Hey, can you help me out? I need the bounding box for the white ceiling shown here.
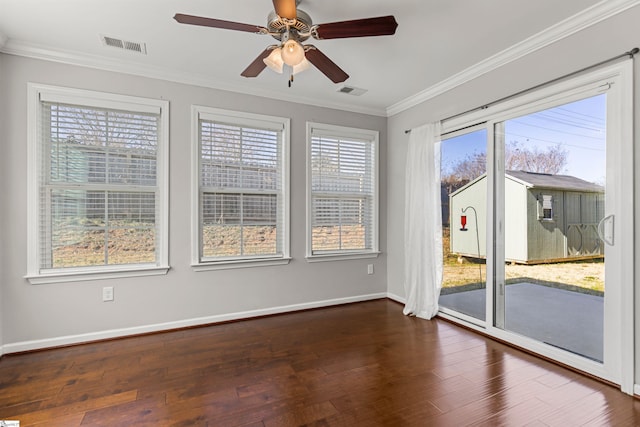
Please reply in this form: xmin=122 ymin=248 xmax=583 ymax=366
xmin=0 ymin=0 xmax=628 ymax=116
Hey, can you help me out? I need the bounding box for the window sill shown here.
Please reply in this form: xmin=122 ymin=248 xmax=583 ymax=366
xmin=25 ymin=265 xmax=171 ymax=284
xmin=306 ymin=251 xmax=380 ymax=263
xmin=192 ymin=257 xmax=292 ymax=271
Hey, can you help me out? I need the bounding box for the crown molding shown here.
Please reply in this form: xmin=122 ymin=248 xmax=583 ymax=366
xmin=386 ymin=0 xmax=640 ymax=117
xmin=0 ymin=39 xmax=387 ymax=117
xmin=2 ymin=0 xmax=637 ymax=118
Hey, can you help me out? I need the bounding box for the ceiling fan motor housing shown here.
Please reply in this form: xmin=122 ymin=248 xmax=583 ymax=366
xmin=267 ymin=9 xmax=312 ymax=42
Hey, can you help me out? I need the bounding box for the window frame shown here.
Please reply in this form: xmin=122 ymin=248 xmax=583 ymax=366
xmin=437 ymin=60 xmax=634 ymax=393
xmin=306 ymin=122 xmax=380 ymax=262
xmin=191 ymin=106 xmax=291 ymax=271
xmin=538 ymin=194 xmax=554 ymax=221
xmin=25 ymin=83 xmax=170 ymax=284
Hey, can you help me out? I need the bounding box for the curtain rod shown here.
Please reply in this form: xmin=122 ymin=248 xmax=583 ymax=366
xmin=405 ymin=47 xmax=639 ymax=134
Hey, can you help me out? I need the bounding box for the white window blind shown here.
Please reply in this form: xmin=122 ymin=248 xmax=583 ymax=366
xmin=309 ymin=125 xmax=378 ymax=255
xmin=39 ymin=101 xmax=161 ymax=269
xmin=198 ymin=115 xmax=287 ymax=262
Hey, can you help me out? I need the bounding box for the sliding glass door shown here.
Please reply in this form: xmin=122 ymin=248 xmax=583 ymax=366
xmin=438 ymin=61 xmax=633 ymax=390
xmin=439 ymin=127 xmax=487 ymax=324
xmin=495 ymin=94 xmax=607 ymax=363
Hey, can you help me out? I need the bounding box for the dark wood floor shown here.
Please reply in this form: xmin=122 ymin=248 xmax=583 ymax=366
xmin=1 ymin=299 xmax=639 ymax=426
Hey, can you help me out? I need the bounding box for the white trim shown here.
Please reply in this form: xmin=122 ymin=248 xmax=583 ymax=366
xmin=37 ymin=85 xmax=162 ymax=114
xmin=634 ymin=384 xmax=640 ymax=396
xmin=308 ymin=123 xmax=378 ymax=141
xmin=443 ymin=64 xmax=623 ymax=134
xmin=191 ymin=105 xmax=291 ymax=266
xmin=306 ymin=122 xmax=380 ymax=258
xmin=386 ymin=0 xmax=640 ymax=116
xmin=197 ymin=108 xmax=286 ymax=131
xmin=439 ymin=306 xmax=486 ymax=328
xmin=1 ymin=39 xmax=386 ymax=117
xmin=26 ymin=83 xmax=170 ymax=281
xmin=610 ymin=59 xmax=635 ymax=394
xmin=306 ymin=252 xmax=380 ymax=263
xmin=192 ymin=257 xmax=291 ymax=271
xmin=190 ymin=105 xmax=201 ymax=267
xmin=386 ymin=292 xmax=406 ymax=304
xmin=25 ymin=266 xmax=170 ymax=285
xmin=1 ymin=293 xmax=387 ymax=354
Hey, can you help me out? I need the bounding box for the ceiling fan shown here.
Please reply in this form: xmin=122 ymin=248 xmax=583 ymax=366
xmin=174 ymin=0 xmax=398 ymax=84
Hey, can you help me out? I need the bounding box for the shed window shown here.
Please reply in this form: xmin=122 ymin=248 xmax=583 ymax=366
xmin=539 ymin=194 xmax=553 ymax=220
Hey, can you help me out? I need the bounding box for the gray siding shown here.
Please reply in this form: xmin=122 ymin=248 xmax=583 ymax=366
xmin=526 ymin=189 xmax=566 ymax=262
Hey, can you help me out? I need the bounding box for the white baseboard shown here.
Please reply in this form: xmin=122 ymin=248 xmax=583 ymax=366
xmin=386 ymin=292 xmax=406 ymax=304
xmin=2 ymin=292 xmax=387 ymax=354
xmin=634 ymin=384 xmax=640 ymax=396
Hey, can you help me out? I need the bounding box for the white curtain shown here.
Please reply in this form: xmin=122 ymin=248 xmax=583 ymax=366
xmin=403 ymin=122 xmax=443 ymax=319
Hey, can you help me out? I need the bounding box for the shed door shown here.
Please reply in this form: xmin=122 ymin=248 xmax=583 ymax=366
xmin=565 ymin=192 xmax=605 ymax=257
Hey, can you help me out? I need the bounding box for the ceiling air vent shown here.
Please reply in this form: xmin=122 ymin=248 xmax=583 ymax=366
xmin=337 ymin=85 xmax=367 ymax=96
xmin=100 ymin=35 xmax=147 ymax=54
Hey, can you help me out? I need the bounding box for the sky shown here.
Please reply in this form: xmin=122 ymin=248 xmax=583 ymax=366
xmin=441 ymin=93 xmax=607 ymax=185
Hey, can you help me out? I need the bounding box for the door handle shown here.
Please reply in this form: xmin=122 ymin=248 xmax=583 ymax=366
xmin=597 ymin=214 xmax=615 ymax=246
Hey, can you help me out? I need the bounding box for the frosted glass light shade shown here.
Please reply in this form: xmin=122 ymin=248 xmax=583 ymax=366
xmin=281 ymin=40 xmax=305 ymax=66
xmin=263 ymin=48 xmax=284 ymax=73
xmin=292 ymin=57 xmax=311 ymax=75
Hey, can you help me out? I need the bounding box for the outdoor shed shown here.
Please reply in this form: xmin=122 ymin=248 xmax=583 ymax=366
xmin=449 ymin=170 xmax=605 ymax=264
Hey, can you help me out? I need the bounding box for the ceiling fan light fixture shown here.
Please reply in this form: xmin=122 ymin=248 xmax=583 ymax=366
xmin=173 ymin=6 xmax=398 ymax=83
xmin=281 ymin=39 xmax=305 ymax=66
xmin=292 ymin=57 xmax=311 ymax=75
xmin=263 ymin=47 xmax=284 ymax=73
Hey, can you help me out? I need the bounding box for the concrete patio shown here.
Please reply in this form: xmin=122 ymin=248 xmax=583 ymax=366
xmin=439 ymin=282 xmax=604 ymax=361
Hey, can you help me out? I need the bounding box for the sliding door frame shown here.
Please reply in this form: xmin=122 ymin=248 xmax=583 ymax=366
xmin=437 ymin=60 xmax=634 ymax=394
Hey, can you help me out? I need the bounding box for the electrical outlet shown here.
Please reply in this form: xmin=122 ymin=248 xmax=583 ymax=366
xmin=102 ymin=286 xmax=114 ymax=302
xmin=367 ymin=264 xmax=374 ymax=275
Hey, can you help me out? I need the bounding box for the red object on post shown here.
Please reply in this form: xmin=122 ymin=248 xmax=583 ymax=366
xmin=460 ymin=215 xmax=467 ymax=231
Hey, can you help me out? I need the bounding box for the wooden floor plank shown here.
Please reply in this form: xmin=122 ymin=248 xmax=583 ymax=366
xmin=0 ymin=299 xmax=638 ymax=426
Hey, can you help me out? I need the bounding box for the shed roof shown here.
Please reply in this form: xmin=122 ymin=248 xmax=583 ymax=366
xmin=507 ymin=170 xmax=603 ymax=192
xmin=449 ymin=170 xmax=604 ymax=198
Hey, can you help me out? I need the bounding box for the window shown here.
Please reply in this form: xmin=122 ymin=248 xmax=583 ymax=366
xmin=539 ymin=194 xmax=554 ymax=220
xmin=307 ymin=123 xmax=379 ymax=260
xmin=26 ymin=84 xmax=169 ymax=284
xmin=192 ymin=106 xmax=290 ymax=269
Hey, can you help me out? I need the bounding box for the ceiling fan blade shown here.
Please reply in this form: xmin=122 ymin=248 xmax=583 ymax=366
xmin=174 ymin=13 xmax=267 ymax=34
xmin=305 ymin=47 xmax=349 ymax=83
xmin=313 ymin=16 xmax=398 ymax=39
xmin=241 ymin=48 xmax=273 ymax=78
xmin=272 ymin=0 xmax=297 ymax=20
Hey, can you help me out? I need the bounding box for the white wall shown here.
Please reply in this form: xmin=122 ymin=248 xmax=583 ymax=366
xmin=386 ymin=6 xmax=640 ymax=378
xmin=0 ymin=54 xmax=387 ymax=351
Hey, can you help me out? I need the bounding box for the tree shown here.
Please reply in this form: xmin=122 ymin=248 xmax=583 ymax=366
xmin=443 ymin=141 xmax=568 ymax=185
xmin=442 ymin=151 xmax=486 ymax=184
xmin=505 ymin=141 xmax=567 ymax=174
